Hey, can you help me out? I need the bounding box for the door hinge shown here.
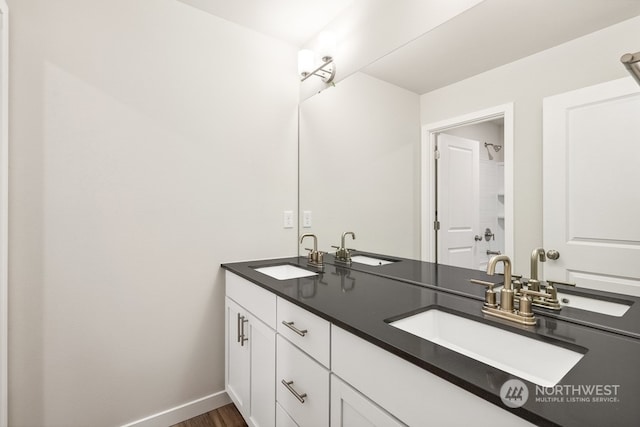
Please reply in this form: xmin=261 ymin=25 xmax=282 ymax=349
xmin=434 ymin=150 xmax=440 ymax=160
xmin=433 ymin=220 xmax=440 ymax=231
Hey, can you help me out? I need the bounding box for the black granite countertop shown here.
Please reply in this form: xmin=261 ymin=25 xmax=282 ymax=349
xmin=333 ymin=251 xmax=640 ymax=340
xmin=223 ymin=256 xmax=640 ymax=426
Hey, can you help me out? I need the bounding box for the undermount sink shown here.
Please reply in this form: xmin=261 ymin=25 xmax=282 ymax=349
xmin=493 ymin=286 xmax=632 ymax=317
xmin=388 ymin=309 xmax=584 ymax=387
xmin=253 ymin=264 xmax=318 ymax=280
xmin=351 ymin=255 xmax=395 ymax=266
xmin=556 ymin=291 xmax=631 ymax=317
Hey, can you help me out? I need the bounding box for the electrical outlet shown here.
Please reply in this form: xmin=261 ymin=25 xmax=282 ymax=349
xmin=303 ymin=211 xmax=312 ymax=228
xmin=283 ymin=211 xmax=294 ymax=229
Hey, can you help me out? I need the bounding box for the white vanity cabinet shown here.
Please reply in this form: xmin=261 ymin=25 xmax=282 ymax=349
xmin=225 ymin=272 xmax=277 ymax=427
xmin=332 ymin=327 xmax=534 ymax=427
xmin=225 ymin=271 xmax=533 ymax=427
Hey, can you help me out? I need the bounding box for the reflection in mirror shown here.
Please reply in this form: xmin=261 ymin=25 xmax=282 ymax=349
xmin=436 ymin=120 xmax=504 ymax=272
xmin=299 ymin=72 xmax=420 ymax=258
xmin=299 ymin=3 xmax=640 ymax=296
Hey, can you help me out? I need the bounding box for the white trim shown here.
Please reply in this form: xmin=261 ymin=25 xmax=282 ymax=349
xmin=0 ymin=2 xmax=9 ymax=426
xmin=120 ymin=391 xmax=232 ymax=427
xmin=421 ymin=103 xmax=514 ymax=266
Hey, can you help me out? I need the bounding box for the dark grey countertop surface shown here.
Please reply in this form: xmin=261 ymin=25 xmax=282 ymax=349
xmin=335 ymin=251 xmax=640 ymax=340
xmin=222 ymin=255 xmax=640 ymax=427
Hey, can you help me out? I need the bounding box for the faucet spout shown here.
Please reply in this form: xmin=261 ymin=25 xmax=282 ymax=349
xmin=530 ymin=248 xmax=546 ymax=281
xmin=486 ymin=254 xmax=512 ymax=290
xmin=300 ymin=233 xmax=317 ymax=252
xmin=487 ymin=254 xmax=514 ymax=312
xmin=341 ymin=231 xmax=355 ymax=248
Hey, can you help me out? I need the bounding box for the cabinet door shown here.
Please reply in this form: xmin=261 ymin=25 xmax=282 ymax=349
xmin=248 ymin=313 xmax=276 ymax=427
xmin=226 ymin=298 xmax=250 ymax=414
xmin=331 ymin=375 xmax=406 ymax=427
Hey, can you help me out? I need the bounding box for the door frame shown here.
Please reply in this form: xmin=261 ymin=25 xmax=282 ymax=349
xmin=0 ymin=2 xmax=8 ymax=425
xmin=421 ymin=103 xmax=514 ymax=265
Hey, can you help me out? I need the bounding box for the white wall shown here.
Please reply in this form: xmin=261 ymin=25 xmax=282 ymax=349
xmin=299 ymin=72 xmax=420 ymax=257
xmin=8 ymin=1 xmax=298 ymax=426
xmin=420 ymin=15 xmax=640 ymax=273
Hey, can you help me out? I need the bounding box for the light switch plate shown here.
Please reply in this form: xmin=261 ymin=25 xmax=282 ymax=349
xmin=283 ymin=211 xmax=294 ymax=228
xmin=303 ymin=211 xmax=312 ymax=228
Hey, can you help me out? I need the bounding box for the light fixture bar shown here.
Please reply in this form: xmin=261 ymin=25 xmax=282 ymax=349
xmin=621 ymin=51 xmax=640 ymax=86
xmin=300 ymin=57 xmax=336 ymax=83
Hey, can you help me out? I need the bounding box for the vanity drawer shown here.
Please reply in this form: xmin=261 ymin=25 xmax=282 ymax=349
xmin=226 ymin=271 xmax=276 ymax=328
xmin=277 ymin=335 xmax=329 ymax=427
xmin=277 ymin=297 xmax=330 ymax=367
xmin=276 ymin=402 xmax=299 ymax=427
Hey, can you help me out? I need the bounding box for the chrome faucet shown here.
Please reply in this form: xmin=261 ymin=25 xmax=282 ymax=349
xmin=470 ymin=254 xmax=545 ymax=326
xmin=300 ymin=233 xmax=324 ymax=267
xmin=529 ymin=248 xmax=546 ymax=291
xmin=332 ymin=231 xmax=356 ymax=264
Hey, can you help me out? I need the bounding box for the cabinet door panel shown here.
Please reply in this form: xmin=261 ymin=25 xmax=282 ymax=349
xmin=331 ymin=375 xmax=406 ymax=427
xmin=226 ymin=298 xmax=250 ymax=413
xmin=248 ymin=314 xmax=276 ymax=427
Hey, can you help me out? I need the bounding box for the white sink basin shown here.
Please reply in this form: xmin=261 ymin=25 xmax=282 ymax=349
xmin=253 ymin=264 xmax=318 ymax=280
xmin=389 ymin=309 xmax=584 ymax=387
xmin=557 ymin=291 xmax=631 ymax=317
xmin=351 ymin=255 xmax=395 ymax=266
xmin=493 ymin=286 xmax=632 ymax=317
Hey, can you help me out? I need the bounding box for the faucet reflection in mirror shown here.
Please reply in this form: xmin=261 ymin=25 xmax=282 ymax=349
xmin=298 ymin=31 xmax=336 ymax=83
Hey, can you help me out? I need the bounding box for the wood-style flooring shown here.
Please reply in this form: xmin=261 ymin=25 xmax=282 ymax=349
xmin=170 ymin=403 xmax=247 ymax=427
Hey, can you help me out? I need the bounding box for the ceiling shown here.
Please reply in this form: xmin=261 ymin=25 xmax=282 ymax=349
xmin=178 ymin=0 xmax=640 ymax=94
xmin=363 ymin=0 xmax=640 ymax=94
xmin=176 ymin=0 xmax=355 ymax=46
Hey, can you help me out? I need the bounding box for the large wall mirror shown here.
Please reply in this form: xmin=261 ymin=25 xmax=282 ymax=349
xmin=298 ymin=1 xmax=640 ymax=293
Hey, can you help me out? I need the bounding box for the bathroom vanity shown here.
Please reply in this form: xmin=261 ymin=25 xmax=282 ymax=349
xmin=222 ymin=256 xmax=640 ymax=427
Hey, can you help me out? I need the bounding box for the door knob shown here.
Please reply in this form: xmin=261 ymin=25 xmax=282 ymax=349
xmin=546 ymin=249 xmax=560 ymax=260
xmin=474 ymin=235 xmax=482 ymax=241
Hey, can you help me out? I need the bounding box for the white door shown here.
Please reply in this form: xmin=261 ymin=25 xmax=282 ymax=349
xmin=543 ymin=77 xmax=640 ymax=296
xmin=437 ymin=133 xmax=480 ymax=269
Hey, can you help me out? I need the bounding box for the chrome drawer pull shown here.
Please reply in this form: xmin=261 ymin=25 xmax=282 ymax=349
xmin=281 ymin=321 xmax=308 ymax=337
xmin=236 ymin=313 xmax=242 ymax=343
xmin=240 ymin=316 xmax=248 ymax=346
xmin=281 ymin=380 xmax=307 ymax=403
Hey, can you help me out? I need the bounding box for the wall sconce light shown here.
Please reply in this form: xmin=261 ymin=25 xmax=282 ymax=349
xmin=621 ymin=51 xmax=640 ymax=86
xmin=298 ymin=31 xmax=336 ymax=83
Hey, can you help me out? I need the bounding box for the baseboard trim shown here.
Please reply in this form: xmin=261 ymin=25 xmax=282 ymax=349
xmin=121 ymin=390 xmax=231 ymax=427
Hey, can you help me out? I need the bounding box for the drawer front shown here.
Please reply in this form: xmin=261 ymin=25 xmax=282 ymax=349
xmin=276 ymin=402 xmax=299 ymax=427
xmin=226 ymin=271 xmax=277 ymax=328
xmin=277 ymin=335 xmax=329 ymax=427
xmin=277 ymin=297 xmax=330 ymax=367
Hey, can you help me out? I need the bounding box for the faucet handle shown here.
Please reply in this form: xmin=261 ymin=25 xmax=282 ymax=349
xmin=544 ymin=280 xmax=576 ymax=300
xmin=520 ymin=289 xmax=551 ymax=299
xmin=546 ymin=280 xmax=576 ymax=287
xmin=469 ymin=279 xmax=498 ymax=308
xmin=469 ymin=279 xmax=496 ymax=289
